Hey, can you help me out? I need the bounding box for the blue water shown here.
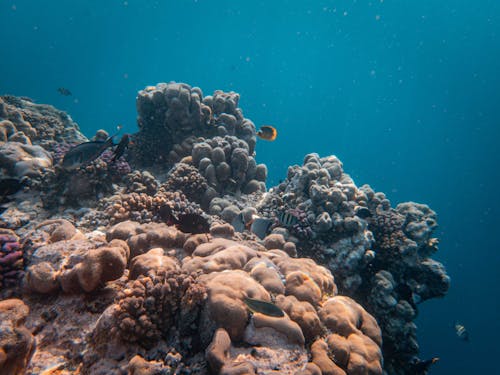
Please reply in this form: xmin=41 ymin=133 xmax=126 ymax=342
xmin=1 ymin=1 xmax=499 ymax=373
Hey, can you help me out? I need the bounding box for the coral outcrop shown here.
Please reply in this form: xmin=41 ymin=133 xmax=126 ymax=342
xmin=0 ymin=88 xmax=449 ymax=375
xmin=24 ymin=222 xmax=129 ymax=294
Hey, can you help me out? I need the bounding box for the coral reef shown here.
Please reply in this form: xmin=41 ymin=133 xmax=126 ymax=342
xmin=0 ymin=89 xmax=449 ymax=375
xmin=131 ymin=82 xmax=264 ymax=208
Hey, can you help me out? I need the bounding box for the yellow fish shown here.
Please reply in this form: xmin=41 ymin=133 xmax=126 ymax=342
xmin=257 ymin=125 xmax=277 ymax=141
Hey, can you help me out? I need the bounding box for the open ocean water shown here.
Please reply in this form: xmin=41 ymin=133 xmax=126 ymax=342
xmin=1 ymin=1 xmax=499 ymax=373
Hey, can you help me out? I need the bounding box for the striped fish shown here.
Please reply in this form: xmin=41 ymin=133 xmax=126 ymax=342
xmin=277 ymin=211 xmax=298 ymax=227
xmin=455 ymin=322 xmax=469 ymax=342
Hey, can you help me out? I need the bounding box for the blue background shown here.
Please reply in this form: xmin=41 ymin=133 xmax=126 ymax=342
xmin=1 ymin=1 xmax=499 ymax=373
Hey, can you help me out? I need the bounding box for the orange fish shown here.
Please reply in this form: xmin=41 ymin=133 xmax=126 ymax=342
xmin=257 ymin=125 xmax=277 ymax=141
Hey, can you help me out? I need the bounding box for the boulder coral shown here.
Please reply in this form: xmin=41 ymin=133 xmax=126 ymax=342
xmin=25 ymin=237 xmax=129 ymax=294
xmin=0 ymin=299 xmax=36 ymax=375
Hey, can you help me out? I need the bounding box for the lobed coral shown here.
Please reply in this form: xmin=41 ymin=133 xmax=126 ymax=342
xmin=24 ymin=233 xmax=129 ymax=294
xmin=0 ymin=299 xmax=36 ymax=375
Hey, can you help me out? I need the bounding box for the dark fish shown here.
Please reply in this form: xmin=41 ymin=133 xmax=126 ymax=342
xmin=277 ymin=211 xmax=298 ymax=227
xmin=257 ymin=125 xmax=277 ymax=141
xmin=231 ymin=213 xmax=246 ymax=233
xmin=411 ymin=357 xmax=439 ymax=374
xmin=250 ymin=217 xmax=273 ymax=239
xmin=244 ymin=297 xmax=284 ymax=318
xmin=111 ymin=134 xmax=130 ymax=162
xmin=159 ymin=205 xmax=210 ymax=234
xmin=354 ymin=206 xmax=372 ymax=219
xmin=176 ymin=213 xmax=210 ymax=234
xmin=455 ymin=322 xmax=469 ymax=342
xmin=62 ymin=126 xmax=122 ymax=170
xmin=57 ymin=87 xmax=72 ymax=96
xmin=61 ymin=139 xmax=114 ymax=170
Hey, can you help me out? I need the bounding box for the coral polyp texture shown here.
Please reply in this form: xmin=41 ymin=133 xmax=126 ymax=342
xmin=0 ymin=85 xmax=449 ymax=375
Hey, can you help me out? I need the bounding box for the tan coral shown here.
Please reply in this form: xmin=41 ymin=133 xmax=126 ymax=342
xmin=200 ymin=270 xmax=269 ymax=341
xmin=311 ymin=339 xmax=346 ymax=375
xmin=316 ymin=296 xmax=383 ymax=375
xmin=35 ymin=219 xmax=85 ymax=243
xmin=107 ymin=221 xmax=188 ymax=258
xmin=183 ymin=238 xmax=257 ymax=274
xmin=25 ymin=239 xmax=129 ymax=294
xmin=276 ymin=295 xmax=323 ymax=343
xmin=129 ymin=248 xmax=180 ymax=279
xmin=59 ymin=239 xmax=129 ymax=293
xmin=0 ymin=299 xmax=35 ymax=375
xmin=128 ymin=355 xmax=168 ymax=375
xmin=251 ymin=312 xmax=305 ymax=346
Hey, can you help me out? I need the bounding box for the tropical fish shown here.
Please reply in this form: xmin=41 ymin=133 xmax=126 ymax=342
xmin=57 ymin=87 xmax=72 ymax=96
xmin=257 ymin=125 xmax=277 ymax=141
xmin=243 ymin=297 xmax=284 ymax=318
xmin=455 ymin=322 xmax=469 ymax=342
xmin=354 ymin=206 xmax=372 ymax=219
xmin=250 ymin=217 xmax=273 ymax=239
xmin=111 ymin=134 xmax=131 ymax=162
xmin=62 ymin=138 xmax=114 ymax=170
xmin=62 ymin=127 xmax=122 ymax=170
xmin=176 ymin=213 xmax=210 ymax=234
xmin=158 ymin=205 xmax=210 ymax=234
xmin=277 ymin=211 xmax=298 ymax=227
xmin=411 ymin=357 xmax=439 ymax=374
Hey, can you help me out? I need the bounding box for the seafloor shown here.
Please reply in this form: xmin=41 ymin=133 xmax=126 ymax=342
xmin=0 ymin=82 xmax=449 ymax=375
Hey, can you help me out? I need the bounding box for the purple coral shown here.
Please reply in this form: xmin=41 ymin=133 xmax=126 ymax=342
xmin=0 ymin=233 xmax=24 ymax=289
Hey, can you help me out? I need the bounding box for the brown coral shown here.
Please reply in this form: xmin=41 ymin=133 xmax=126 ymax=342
xmin=315 ymin=296 xmax=383 ymax=374
xmin=25 ymin=239 xmax=129 ymax=294
xmin=0 ymin=299 xmax=35 ymax=375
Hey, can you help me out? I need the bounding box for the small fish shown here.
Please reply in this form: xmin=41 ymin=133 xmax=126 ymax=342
xmin=62 ymin=126 xmax=121 ymax=170
xmin=411 ymin=357 xmax=439 ymax=374
xmin=250 ymin=217 xmax=273 ymax=239
xmin=354 ymin=206 xmax=372 ymax=219
xmin=62 ymin=139 xmax=114 ymax=170
xmin=277 ymin=211 xmax=298 ymax=227
xmin=111 ymin=134 xmax=131 ymax=162
xmin=243 ymin=297 xmax=284 ymax=318
xmin=455 ymin=322 xmax=469 ymax=342
xmin=257 ymin=125 xmax=277 ymax=141
xmin=158 ymin=205 xmax=210 ymax=234
xmin=176 ymin=213 xmax=210 ymax=234
xmin=57 ymin=87 xmax=72 ymax=96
